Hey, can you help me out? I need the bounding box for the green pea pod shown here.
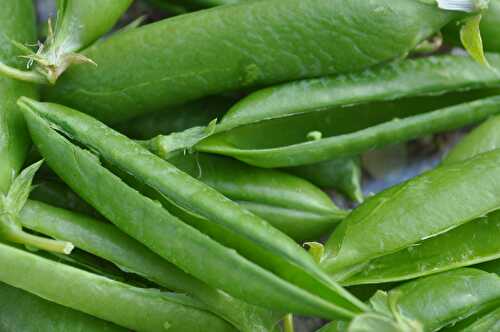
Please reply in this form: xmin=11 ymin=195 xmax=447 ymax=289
xmin=147 ymin=55 xmax=500 ymax=167
xmin=287 ymin=158 xmax=364 ymax=203
xmin=323 ymin=269 xmax=500 ymax=332
xmin=340 ymin=211 xmax=500 ymax=285
xmin=0 ymin=0 xmax=38 ymax=194
xmin=20 ymin=199 xmax=281 ymax=332
xmin=45 ymin=0 xmax=464 ymax=123
xmin=335 ymin=114 xmax=500 ymax=285
xmin=369 ymin=269 xmax=500 ymax=332
xmin=0 ymin=0 xmax=132 ymax=84
xmin=20 ymin=99 xmax=366 ymax=319
xmin=320 ymin=144 xmax=500 ymax=277
xmin=197 ymin=95 xmax=500 ymax=167
xmin=443 ymin=115 xmax=500 ymax=164
xmin=442 ymin=306 xmax=500 ymax=332
xmin=169 ymin=153 xmax=347 ymax=241
xmin=0 ymin=282 xmax=126 ymax=332
xmin=0 ymin=242 xmax=236 ymax=332
xmin=443 ymin=0 xmax=500 ymax=52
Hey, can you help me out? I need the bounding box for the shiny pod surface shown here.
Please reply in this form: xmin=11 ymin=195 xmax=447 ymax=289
xmin=45 ymin=0 xmax=460 ymax=123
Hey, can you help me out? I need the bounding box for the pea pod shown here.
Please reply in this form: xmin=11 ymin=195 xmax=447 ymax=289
xmin=334 ymin=114 xmax=500 ymax=285
xmin=148 ymin=54 xmax=500 ymax=168
xmin=0 ymin=282 xmax=126 ymax=332
xmin=0 ymin=0 xmax=38 ymax=194
xmin=21 ymin=98 xmax=367 ymax=319
xmin=168 ymin=153 xmax=347 ymax=241
xmin=321 ymin=269 xmax=500 ymax=332
xmin=0 ymin=242 xmax=236 ymax=332
xmin=442 ymin=306 xmax=500 ymax=332
xmin=0 ymin=0 xmax=132 ymax=84
xmin=320 ymin=144 xmax=500 ymax=277
xmin=20 ymin=199 xmax=281 ymax=332
xmin=45 ymin=0 xmax=465 ymax=123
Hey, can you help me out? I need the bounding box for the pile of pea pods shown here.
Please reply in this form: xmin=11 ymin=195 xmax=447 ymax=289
xmin=1 ymin=0 xmax=500 ymax=331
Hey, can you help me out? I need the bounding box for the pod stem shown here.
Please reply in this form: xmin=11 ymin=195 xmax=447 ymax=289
xmin=283 ymin=314 xmax=295 ymax=332
xmin=6 ymin=226 xmax=74 ymax=254
xmin=0 ymin=61 xmax=48 ymax=84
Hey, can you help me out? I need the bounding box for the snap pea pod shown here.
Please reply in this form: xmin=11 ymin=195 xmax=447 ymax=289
xmin=0 ymin=282 xmax=126 ymax=332
xmin=443 ymin=115 xmax=500 ymax=164
xmin=340 ymin=211 xmax=500 ymax=285
xmin=321 ymin=269 xmax=500 ymax=332
xmin=0 ymin=0 xmax=38 ymax=194
xmin=0 ymin=242 xmax=236 ymax=332
xmin=148 ymin=54 xmax=500 ymax=167
xmin=21 ymin=99 xmax=367 ymax=319
xmin=44 ymin=0 xmax=464 ymax=123
xmin=320 ymin=143 xmax=500 ymax=277
xmin=197 ymin=95 xmax=500 ymax=167
xmin=442 ymin=306 xmax=500 ymax=332
xmin=335 ymin=114 xmax=500 ymax=285
xmin=22 ymin=98 xmax=368 ymax=318
xmin=0 ymin=0 xmax=132 ymax=84
xmin=20 ymin=199 xmax=281 ymax=332
xmin=168 ymin=153 xmax=347 ymax=241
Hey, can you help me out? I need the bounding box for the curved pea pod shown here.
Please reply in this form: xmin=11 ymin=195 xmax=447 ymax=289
xmin=149 ymin=54 xmax=500 ymax=167
xmin=45 ymin=0 xmax=464 ymax=123
xmin=320 ymin=144 xmax=500 ymax=277
xmin=20 ymin=199 xmax=281 ymax=332
xmin=442 ymin=306 xmax=500 ymax=332
xmin=0 ymin=0 xmax=132 ymax=84
xmin=197 ymin=95 xmax=500 ymax=167
xmin=168 ymin=153 xmax=348 ymax=241
xmin=0 ymin=242 xmax=236 ymax=332
xmin=340 ymin=210 xmax=500 ymax=285
xmin=20 ymin=99 xmax=367 ymax=319
xmin=444 ymin=115 xmax=500 ymax=164
xmin=0 ymin=0 xmax=38 ymax=194
xmin=330 ymin=269 xmax=500 ymax=332
xmin=0 ymin=282 xmax=126 ymax=332
xmin=287 ymin=158 xmax=364 ymax=203
xmin=444 ymin=0 xmax=500 ymax=52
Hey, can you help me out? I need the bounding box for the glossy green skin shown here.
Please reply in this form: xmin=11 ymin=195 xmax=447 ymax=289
xmin=0 ymin=0 xmax=38 ymax=193
xmin=169 ymin=153 xmax=347 ymax=241
xmin=444 ymin=115 xmax=500 ymax=164
xmin=20 ymin=199 xmax=280 ymax=332
xmin=0 ymin=242 xmax=235 ymax=332
xmin=287 ymin=157 xmax=363 ymax=203
xmin=198 ymin=95 xmax=500 ymax=167
xmin=51 ymin=0 xmax=132 ymax=55
xmin=21 ymin=100 xmax=366 ymax=319
xmin=338 ymin=114 xmax=500 ymax=285
xmin=45 ymin=0 xmax=459 ymax=123
xmin=370 ymin=269 xmax=500 ymax=332
xmin=0 ymin=282 xmax=126 ymax=332
xmin=321 ymin=146 xmax=500 ymax=276
xmin=341 ymin=211 xmax=500 ymax=285
xmin=442 ymin=307 xmax=500 ymax=332
xmin=195 ymin=55 xmax=500 ymax=167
